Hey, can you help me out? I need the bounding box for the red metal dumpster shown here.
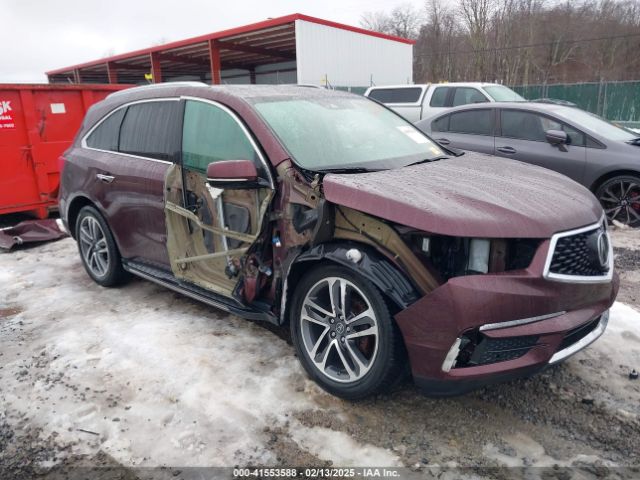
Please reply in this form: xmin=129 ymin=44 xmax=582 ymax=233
xmin=0 ymin=84 xmax=127 ymax=219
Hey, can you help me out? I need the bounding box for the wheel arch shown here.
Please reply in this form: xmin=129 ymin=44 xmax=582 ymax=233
xmin=280 ymin=241 xmax=420 ymax=326
xmin=66 ymin=195 xmax=95 ymax=239
xmin=66 ymin=197 xmax=123 ymax=253
xmin=590 ymin=169 xmax=640 ymax=192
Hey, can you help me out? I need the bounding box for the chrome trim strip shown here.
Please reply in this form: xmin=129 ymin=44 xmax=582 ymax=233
xmin=208 ymin=177 xmax=248 ymax=182
xmin=549 ymin=310 xmax=609 ymax=364
xmin=441 ymin=337 xmax=462 ymax=372
xmin=84 ymin=148 xmax=174 ymax=165
xmin=479 ymin=311 xmax=566 ymax=332
xmin=542 ymin=216 xmax=613 ymax=284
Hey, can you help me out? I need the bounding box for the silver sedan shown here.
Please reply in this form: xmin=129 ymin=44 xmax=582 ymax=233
xmin=416 ymin=102 xmax=640 ymax=227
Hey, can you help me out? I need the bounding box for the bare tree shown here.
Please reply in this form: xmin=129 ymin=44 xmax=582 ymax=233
xmin=361 ymin=3 xmax=422 ymax=39
xmin=459 ymin=0 xmax=499 ymax=81
xmin=360 ymin=11 xmax=392 ymax=34
xmin=373 ymin=0 xmax=640 ymax=85
xmin=415 ymin=0 xmax=462 ymax=81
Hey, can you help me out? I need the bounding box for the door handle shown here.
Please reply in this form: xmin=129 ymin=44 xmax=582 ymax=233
xmin=436 ymin=138 xmax=450 ymax=145
xmin=96 ymin=173 xmax=115 ymax=183
xmin=497 ymin=146 xmax=517 ymax=155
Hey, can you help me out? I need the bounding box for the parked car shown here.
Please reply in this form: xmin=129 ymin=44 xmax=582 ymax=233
xmin=416 ymin=102 xmax=640 ymax=227
xmin=60 ymin=84 xmax=617 ymax=399
xmin=364 ymin=82 xmax=525 ymax=122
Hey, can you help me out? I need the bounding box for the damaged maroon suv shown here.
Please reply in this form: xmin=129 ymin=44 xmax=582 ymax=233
xmin=60 ymin=83 xmax=618 ymax=399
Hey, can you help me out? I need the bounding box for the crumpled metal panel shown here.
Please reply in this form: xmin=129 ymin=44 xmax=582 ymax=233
xmin=0 ymin=219 xmax=67 ymax=250
xmin=323 ymin=153 xmax=603 ymax=239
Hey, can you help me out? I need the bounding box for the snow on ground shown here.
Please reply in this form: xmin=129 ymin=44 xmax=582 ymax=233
xmin=2 ymin=236 xmax=640 ymax=471
xmin=563 ymin=301 xmax=640 ymax=410
xmin=0 ymin=238 xmax=401 ymax=467
xmin=483 ymin=431 xmax=620 ymax=469
xmin=288 ymin=424 xmax=401 ymax=467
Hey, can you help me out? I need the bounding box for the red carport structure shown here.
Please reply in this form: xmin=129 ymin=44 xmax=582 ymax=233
xmin=46 ymin=14 xmax=414 ymax=90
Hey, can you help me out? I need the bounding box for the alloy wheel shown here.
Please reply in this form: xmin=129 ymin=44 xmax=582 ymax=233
xmin=300 ymin=277 xmax=379 ymax=383
xmin=78 ymin=216 xmax=110 ymax=277
xmin=598 ymin=179 xmax=640 ymax=227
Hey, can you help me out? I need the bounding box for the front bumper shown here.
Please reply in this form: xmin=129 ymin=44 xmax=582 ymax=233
xmin=395 ymin=239 xmax=619 ymax=396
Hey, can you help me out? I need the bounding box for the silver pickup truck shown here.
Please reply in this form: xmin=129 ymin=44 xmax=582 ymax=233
xmin=364 ymin=82 xmax=524 ymax=123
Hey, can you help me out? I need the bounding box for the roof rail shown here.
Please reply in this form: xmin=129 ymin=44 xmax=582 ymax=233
xmin=107 ymin=81 xmax=208 ymax=98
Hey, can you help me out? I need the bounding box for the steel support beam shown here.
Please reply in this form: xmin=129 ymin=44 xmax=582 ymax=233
xmin=150 ymin=52 xmax=163 ymax=83
xmin=209 ymin=39 xmax=221 ymax=85
xmin=106 ymin=62 xmax=118 ymax=84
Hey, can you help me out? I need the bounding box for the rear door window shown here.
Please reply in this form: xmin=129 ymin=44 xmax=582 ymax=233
xmin=429 ymin=87 xmax=450 ymax=107
xmin=118 ymin=101 xmax=181 ymax=161
xmin=449 ymin=109 xmax=493 ymax=136
xmin=452 ymin=88 xmax=489 ymax=107
xmin=86 ymin=108 xmax=126 ymax=151
xmin=182 ymin=100 xmax=260 ymax=174
xmin=367 ymin=88 xmax=423 ymax=104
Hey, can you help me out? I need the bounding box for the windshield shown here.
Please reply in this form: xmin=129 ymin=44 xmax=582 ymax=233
xmin=483 ymin=85 xmax=525 ymax=102
xmin=253 ymin=95 xmax=446 ymax=171
xmin=555 ymin=108 xmax=638 ymax=142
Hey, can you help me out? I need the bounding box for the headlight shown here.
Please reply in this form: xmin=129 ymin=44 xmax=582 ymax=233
xmin=468 ymin=238 xmax=490 ymax=274
xmin=407 ymin=233 xmax=540 ymax=281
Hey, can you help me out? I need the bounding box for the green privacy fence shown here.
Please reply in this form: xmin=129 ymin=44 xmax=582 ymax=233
xmin=511 ymin=81 xmax=640 ymax=125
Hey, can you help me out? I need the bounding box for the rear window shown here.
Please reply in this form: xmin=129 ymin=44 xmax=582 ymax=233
xmin=368 ymin=88 xmax=423 ymax=104
xmin=483 ymin=85 xmax=525 ymax=102
xmin=86 ymin=108 xmax=126 ymax=151
xmin=118 ymin=101 xmax=181 ymax=161
xmin=452 ymin=88 xmax=489 ymax=107
xmin=430 ymin=87 xmax=450 ymax=107
xmin=432 ymin=115 xmax=450 ymax=132
xmin=449 ymin=109 xmax=493 ymax=135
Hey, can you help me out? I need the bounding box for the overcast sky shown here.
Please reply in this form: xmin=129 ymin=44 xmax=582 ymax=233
xmin=1 ymin=0 xmax=419 ymax=83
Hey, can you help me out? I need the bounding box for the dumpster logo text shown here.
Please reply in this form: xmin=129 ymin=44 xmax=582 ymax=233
xmin=0 ymin=100 xmax=15 ymax=130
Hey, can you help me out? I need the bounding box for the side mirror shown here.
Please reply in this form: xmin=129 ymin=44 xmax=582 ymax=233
xmin=545 ymin=129 xmax=568 ymax=152
xmin=545 ymin=129 xmax=568 ymax=146
xmin=206 ymin=160 xmax=259 ymax=189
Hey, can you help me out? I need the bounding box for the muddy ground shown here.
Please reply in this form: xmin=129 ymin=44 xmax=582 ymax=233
xmin=1 ymin=223 xmax=639 ymax=480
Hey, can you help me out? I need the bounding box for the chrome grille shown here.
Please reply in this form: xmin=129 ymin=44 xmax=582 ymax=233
xmin=544 ymin=220 xmax=612 ymax=282
xmin=549 ymin=228 xmax=607 ymax=276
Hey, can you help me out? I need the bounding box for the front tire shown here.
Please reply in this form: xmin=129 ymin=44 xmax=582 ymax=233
xmin=75 ymin=206 xmax=128 ymax=287
xmin=290 ymin=264 xmax=405 ymax=400
xmin=596 ymin=175 xmax=640 ymax=228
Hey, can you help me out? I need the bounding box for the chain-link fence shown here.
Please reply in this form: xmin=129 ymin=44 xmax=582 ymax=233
xmin=511 ymin=80 xmax=640 ymax=127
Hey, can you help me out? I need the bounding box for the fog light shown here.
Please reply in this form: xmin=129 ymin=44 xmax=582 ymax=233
xmin=441 ymin=337 xmax=462 ymax=372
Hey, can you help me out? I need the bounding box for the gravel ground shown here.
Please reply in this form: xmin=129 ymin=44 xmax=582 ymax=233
xmin=1 ymin=224 xmax=639 ymax=480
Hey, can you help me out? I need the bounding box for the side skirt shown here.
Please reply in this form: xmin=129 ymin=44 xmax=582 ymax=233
xmin=122 ymin=260 xmax=278 ymax=324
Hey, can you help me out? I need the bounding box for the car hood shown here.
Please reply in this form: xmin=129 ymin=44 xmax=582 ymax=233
xmin=323 ymin=153 xmax=603 ymax=238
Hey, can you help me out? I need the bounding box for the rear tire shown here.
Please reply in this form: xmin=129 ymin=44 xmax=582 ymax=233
xmin=596 ymin=174 xmax=640 ymax=228
xmin=75 ymin=206 xmax=128 ymax=287
xmin=290 ymin=264 xmax=406 ymax=400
